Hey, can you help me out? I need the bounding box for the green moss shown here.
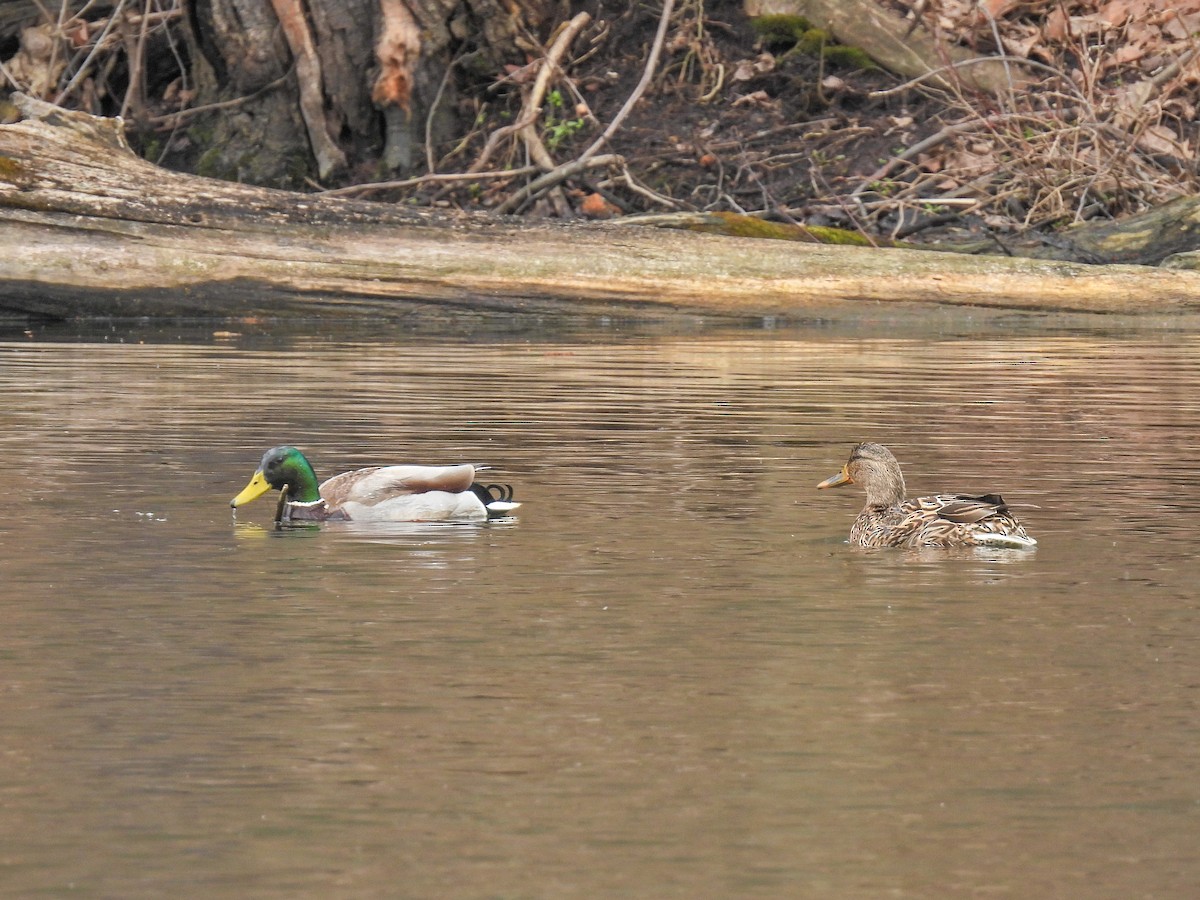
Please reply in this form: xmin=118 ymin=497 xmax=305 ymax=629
xmin=818 ymin=44 xmax=878 ymax=69
xmin=709 ymin=212 xmax=811 ymax=241
xmin=794 ymin=27 xmax=830 ymax=57
xmin=801 ymin=224 xmax=879 ymax=246
xmin=751 ymin=13 xmax=880 ymax=71
xmin=750 ymin=14 xmax=812 ymax=46
xmin=702 ymin=212 xmax=884 ymax=246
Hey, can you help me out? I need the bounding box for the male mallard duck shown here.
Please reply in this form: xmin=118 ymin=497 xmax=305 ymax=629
xmin=231 ymin=446 xmax=519 ymax=523
xmin=817 ymin=442 xmax=1036 ymax=549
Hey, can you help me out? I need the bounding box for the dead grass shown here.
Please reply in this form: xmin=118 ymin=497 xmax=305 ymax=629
xmin=854 ymin=0 xmax=1200 ymax=236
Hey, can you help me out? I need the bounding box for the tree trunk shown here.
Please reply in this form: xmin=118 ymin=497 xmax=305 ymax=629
xmin=185 ymin=0 xmax=304 ymax=184
xmin=182 ymin=0 xmax=552 ymax=187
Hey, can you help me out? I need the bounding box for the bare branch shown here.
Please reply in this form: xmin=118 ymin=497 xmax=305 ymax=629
xmin=319 ymin=166 xmax=541 ymax=198
xmin=579 ymin=0 xmax=675 ymax=161
xmin=493 ymin=153 xmax=623 ymax=215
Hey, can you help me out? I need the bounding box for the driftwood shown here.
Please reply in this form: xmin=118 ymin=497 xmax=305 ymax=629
xmin=2 ymin=95 xmax=1200 ymax=322
xmin=745 ymin=0 xmax=1031 ymax=96
xmin=1049 ymin=198 xmax=1200 ymax=266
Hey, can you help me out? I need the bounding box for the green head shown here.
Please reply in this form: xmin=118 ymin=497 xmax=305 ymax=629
xmin=230 ymin=446 xmax=322 ymax=508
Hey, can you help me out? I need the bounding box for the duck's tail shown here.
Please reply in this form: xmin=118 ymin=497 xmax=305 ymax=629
xmin=975 ymin=531 xmax=1038 ymax=550
xmin=470 ymin=482 xmax=521 ymax=517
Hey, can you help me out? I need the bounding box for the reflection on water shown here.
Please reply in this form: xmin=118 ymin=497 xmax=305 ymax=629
xmin=2 ymin=321 xmax=1200 ymax=897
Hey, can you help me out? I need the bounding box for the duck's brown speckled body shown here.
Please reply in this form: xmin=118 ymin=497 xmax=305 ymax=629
xmin=817 ymin=442 xmax=1036 ymax=549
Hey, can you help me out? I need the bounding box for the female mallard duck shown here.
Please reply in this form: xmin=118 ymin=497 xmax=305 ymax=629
xmin=231 ymin=446 xmax=519 ymax=523
xmin=817 ymin=442 xmax=1036 ymax=549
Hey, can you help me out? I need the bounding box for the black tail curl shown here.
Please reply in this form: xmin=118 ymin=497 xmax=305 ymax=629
xmin=469 ymin=482 xmax=516 ymax=505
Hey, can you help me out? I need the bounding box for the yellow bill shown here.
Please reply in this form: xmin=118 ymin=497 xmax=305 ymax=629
xmin=816 ymin=466 xmax=854 ymax=489
xmin=231 ymin=470 xmax=272 ymax=507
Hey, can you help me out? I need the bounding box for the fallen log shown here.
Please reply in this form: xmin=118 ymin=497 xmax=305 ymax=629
xmin=745 ymin=0 xmax=1031 ymax=96
xmin=2 ymin=95 xmax=1199 ymax=321
xmin=632 ymin=203 xmax=1200 ymax=268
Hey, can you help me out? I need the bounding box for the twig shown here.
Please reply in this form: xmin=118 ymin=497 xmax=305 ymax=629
xmin=850 ymin=113 xmax=1018 ymax=199
xmin=468 ymin=11 xmax=591 ymax=188
xmin=979 ymin=5 xmax=1016 ymax=110
xmin=319 ymin=166 xmax=541 ymax=198
xmin=513 ymin=12 xmax=593 ymax=216
xmin=573 ymin=18 xmax=611 ymax=67
xmin=423 ymin=52 xmax=456 ymax=174
xmin=49 ymin=0 xmax=69 ymax=92
xmin=55 ymin=0 xmax=129 ymax=105
xmin=613 ymin=166 xmax=684 ymax=210
xmin=148 ymin=72 xmax=291 ymax=127
xmin=697 ymin=63 xmax=724 ymax=103
xmin=579 ymin=0 xmax=675 ymax=161
xmin=869 ymin=56 xmax=1083 ymax=103
xmin=516 ymin=12 xmax=591 ymax=164
xmin=809 ymin=166 xmax=879 ymax=247
xmin=120 ymin=0 xmax=152 ymax=119
xmin=493 ymin=153 xmax=623 ymax=215
xmin=1147 ymin=45 xmax=1200 ymax=91
xmin=152 ymin=1 xmax=192 ymax=164
xmin=903 ymin=0 xmax=930 ymax=38
xmin=0 ymin=57 xmax=19 ymax=92
xmin=468 ymin=109 xmax=539 ymax=174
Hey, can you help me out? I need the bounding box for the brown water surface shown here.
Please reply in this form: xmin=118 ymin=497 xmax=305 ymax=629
xmin=1 ymin=319 xmax=1198 ymax=897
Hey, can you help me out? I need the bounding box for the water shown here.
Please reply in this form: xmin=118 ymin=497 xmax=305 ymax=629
xmin=2 ymin=318 xmax=1199 ymax=897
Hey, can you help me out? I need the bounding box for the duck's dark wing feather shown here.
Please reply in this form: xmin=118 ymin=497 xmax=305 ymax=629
xmin=936 ymin=493 xmax=1010 ymax=524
